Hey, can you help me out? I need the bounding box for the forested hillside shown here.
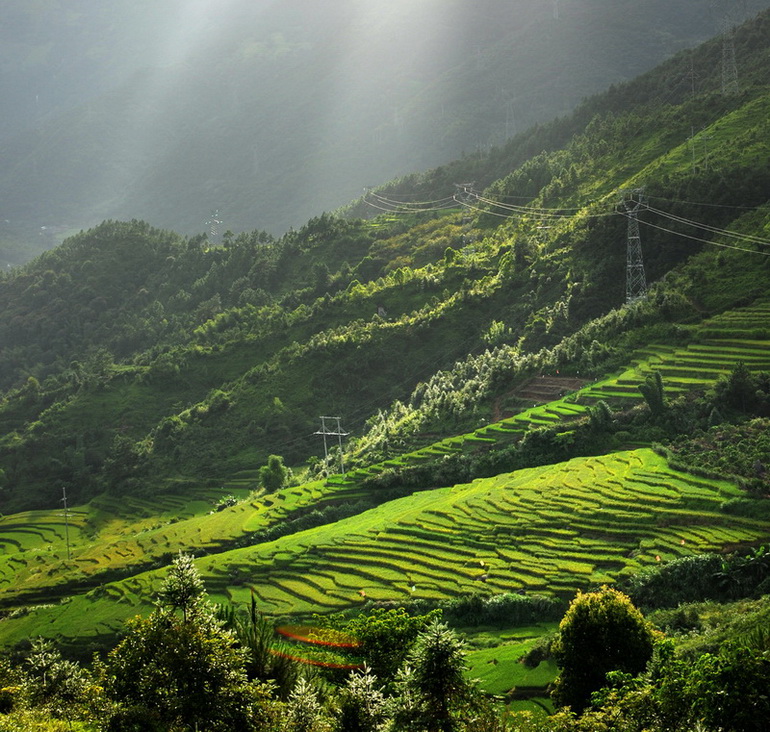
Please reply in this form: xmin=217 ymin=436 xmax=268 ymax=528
xmin=0 ymin=8 xmax=769 ymax=731
xmin=2 ymin=10 xmax=770 ymax=513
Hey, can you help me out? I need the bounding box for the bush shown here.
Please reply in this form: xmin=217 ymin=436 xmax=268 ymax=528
xmin=623 ymin=554 xmax=724 ymax=609
xmin=552 ymin=587 xmax=655 ymax=713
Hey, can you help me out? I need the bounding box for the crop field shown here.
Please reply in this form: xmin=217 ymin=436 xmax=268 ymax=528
xmin=465 ymin=624 xmax=558 ymax=712
xmin=0 ymin=302 xmax=768 ymax=649
xmin=341 ymin=302 xmax=770 ymax=482
xmin=5 ymin=447 xmax=762 ymax=649
xmin=195 ymin=449 xmax=766 ymax=615
xmin=0 ymin=474 xmax=363 ymax=608
xmin=0 ymin=444 xmax=766 ymax=649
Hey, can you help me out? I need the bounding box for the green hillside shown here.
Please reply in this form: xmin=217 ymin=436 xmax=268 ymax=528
xmin=0 ymin=447 xmax=762 ymax=650
xmin=0 ymin=9 xmax=770 ymax=729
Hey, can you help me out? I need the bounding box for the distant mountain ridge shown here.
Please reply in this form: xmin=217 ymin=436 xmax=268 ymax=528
xmin=1 ymin=0 xmax=767 ymax=249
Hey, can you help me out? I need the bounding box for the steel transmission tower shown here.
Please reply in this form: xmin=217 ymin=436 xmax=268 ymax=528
xmin=714 ymin=0 xmax=747 ymax=95
xmin=620 ymin=189 xmax=648 ymax=304
xmin=315 ymin=416 xmax=349 ymax=475
xmin=721 ymin=15 xmax=740 ymax=94
xmin=454 ymin=182 xmax=476 ymax=245
xmin=206 ymin=209 xmax=223 ymax=242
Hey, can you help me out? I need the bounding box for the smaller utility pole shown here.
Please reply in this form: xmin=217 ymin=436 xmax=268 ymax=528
xmin=61 ymin=486 xmax=71 ymax=561
xmin=688 ymin=127 xmax=698 ymax=172
xmin=315 ymin=417 xmax=350 ymax=475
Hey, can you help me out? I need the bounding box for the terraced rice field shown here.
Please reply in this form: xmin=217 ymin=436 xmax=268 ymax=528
xmin=0 ymin=447 xmax=765 ymax=648
xmin=0 ymin=302 xmax=767 ymax=647
xmin=581 ymin=301 xmax=770 ymax=405
xmin=465 ymin=624 xmax=559 ymax=711
xmin=194 ymin=448 xmax=768 ymax=616
xmin=345 ymin=301 xmax=770 ymax=482
xmin=0 ymin=475 xmax=362 ymax=607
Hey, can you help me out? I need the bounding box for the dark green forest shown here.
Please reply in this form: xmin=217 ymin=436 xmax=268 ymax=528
xmin=0 ymin=7 xmax=770 ymax=732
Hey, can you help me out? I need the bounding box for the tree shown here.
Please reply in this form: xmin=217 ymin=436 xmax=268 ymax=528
xmin=103 ymin=556 xmax=279 ymax=731
xmin=638 ymin=371 xmax=666 ymax=416
xmin=716 ymin=361 xmax=756 ymax=412
xmin=333 ymin=607 xmax=440 ymax=683
xmin=391 ymin=619 xmax=470 ymax=732
xmin=259 ymin=454 xmax=290 ymax=493
xmin=220 ymin=593 xmax=302 ymax=698
xmin=588 ymin=400 xmax=613 ymax=433
xmin=155 ymin=552 xmax=205 ymax=621
xmin=552 ymin=587 xmax=654 ymax=713
xmin=283 ymin=677 xmax=326 ymax=732
xmin=24 ymin=638 xmax=95 ymax=722
xmin=335 ymin=667 xmax=387 ymax=732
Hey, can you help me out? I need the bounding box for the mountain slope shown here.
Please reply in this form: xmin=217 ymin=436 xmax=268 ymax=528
xmin=1 ymin=10 xmax=770 ymax=516
xmin=0 ymin=8 xmax=769 ymax=661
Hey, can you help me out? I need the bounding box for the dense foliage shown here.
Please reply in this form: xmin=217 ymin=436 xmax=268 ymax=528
xmin=552 ymin=588 xmax=655 ymax=713
xmin=1 ymin=9 xmax=770 ymax=732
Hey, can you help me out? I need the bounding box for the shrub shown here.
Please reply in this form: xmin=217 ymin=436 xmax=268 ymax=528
xmin=623 ymin=554 xmax=724 ymax=609
xmin=552 ymin=587 xmax=654 ymax=713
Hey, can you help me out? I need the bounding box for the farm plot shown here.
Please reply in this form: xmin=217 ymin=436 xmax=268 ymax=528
xmin=0 ymin=448 xmax=766 ymax=648
xmin=0 ymin=476 xmax=361 ymax=607
xmin=340 ymin=303 xmax=770 ymax=488
xmin=192 ymin=448 xmax=768 ymax=617
xmin=464 ymin=624 xmax=559 ymax=709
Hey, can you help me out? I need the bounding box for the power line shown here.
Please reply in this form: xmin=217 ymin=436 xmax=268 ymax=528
xmin=363 ymin=190 xmax=457 ymax=214
xmin=646 ymin=194 xmax=760 ymax=210
xmin=469 ymin=191 xmax=600 ymax=216
xmin=368 ymin=191 xmax=456 ymax=206
xmin=647 ymin=205 xmax=770 ymax=247
xmin=638 ymin=217 xmax=770 ymax=257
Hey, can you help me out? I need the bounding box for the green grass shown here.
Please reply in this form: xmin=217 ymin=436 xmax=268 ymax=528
xmin=1 ymin=299 xmax=769 ymax=650
xmin=0 ymin=476 xmax=365 ymax=610
xmin=465 ymin=625 xmax=558 ymax=696
xmin=0 ymin=447 xmax=765 ymax=651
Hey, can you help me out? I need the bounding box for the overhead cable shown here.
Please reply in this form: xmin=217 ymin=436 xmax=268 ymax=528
xmin=647 ymin=205 xmax=770 ymax=247
xmin=632 ymin=215 xmax=770 ymax=257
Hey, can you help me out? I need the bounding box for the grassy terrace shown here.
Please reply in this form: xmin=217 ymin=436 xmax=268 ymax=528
xmin=465 ymin=624 xmax=560 ymax=712
xmin=0 ymin=302 xmax=767 ymax=648
xmin=342 ymin=302 xmax=770 ymax=481
xmin=1 ymin=448 xmax=764 ymax=649
xmin=0 ymin=472 xmax=365 ymax=608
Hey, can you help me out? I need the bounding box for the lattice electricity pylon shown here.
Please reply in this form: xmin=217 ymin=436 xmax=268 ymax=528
xmin=722 ymin=17 xmax=740 ymax=94
xmin=315 ymin=416 xmax=350 ymax=475
xmin=619 ymin=189 xmax=648 ymax=304
xmin=206 ymin=209 xmax=223 ymax=242
xmin=454 ymin=182 xmax=477 ymax=238
xmin=713 ymin=0 xmax=747 ymax=95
